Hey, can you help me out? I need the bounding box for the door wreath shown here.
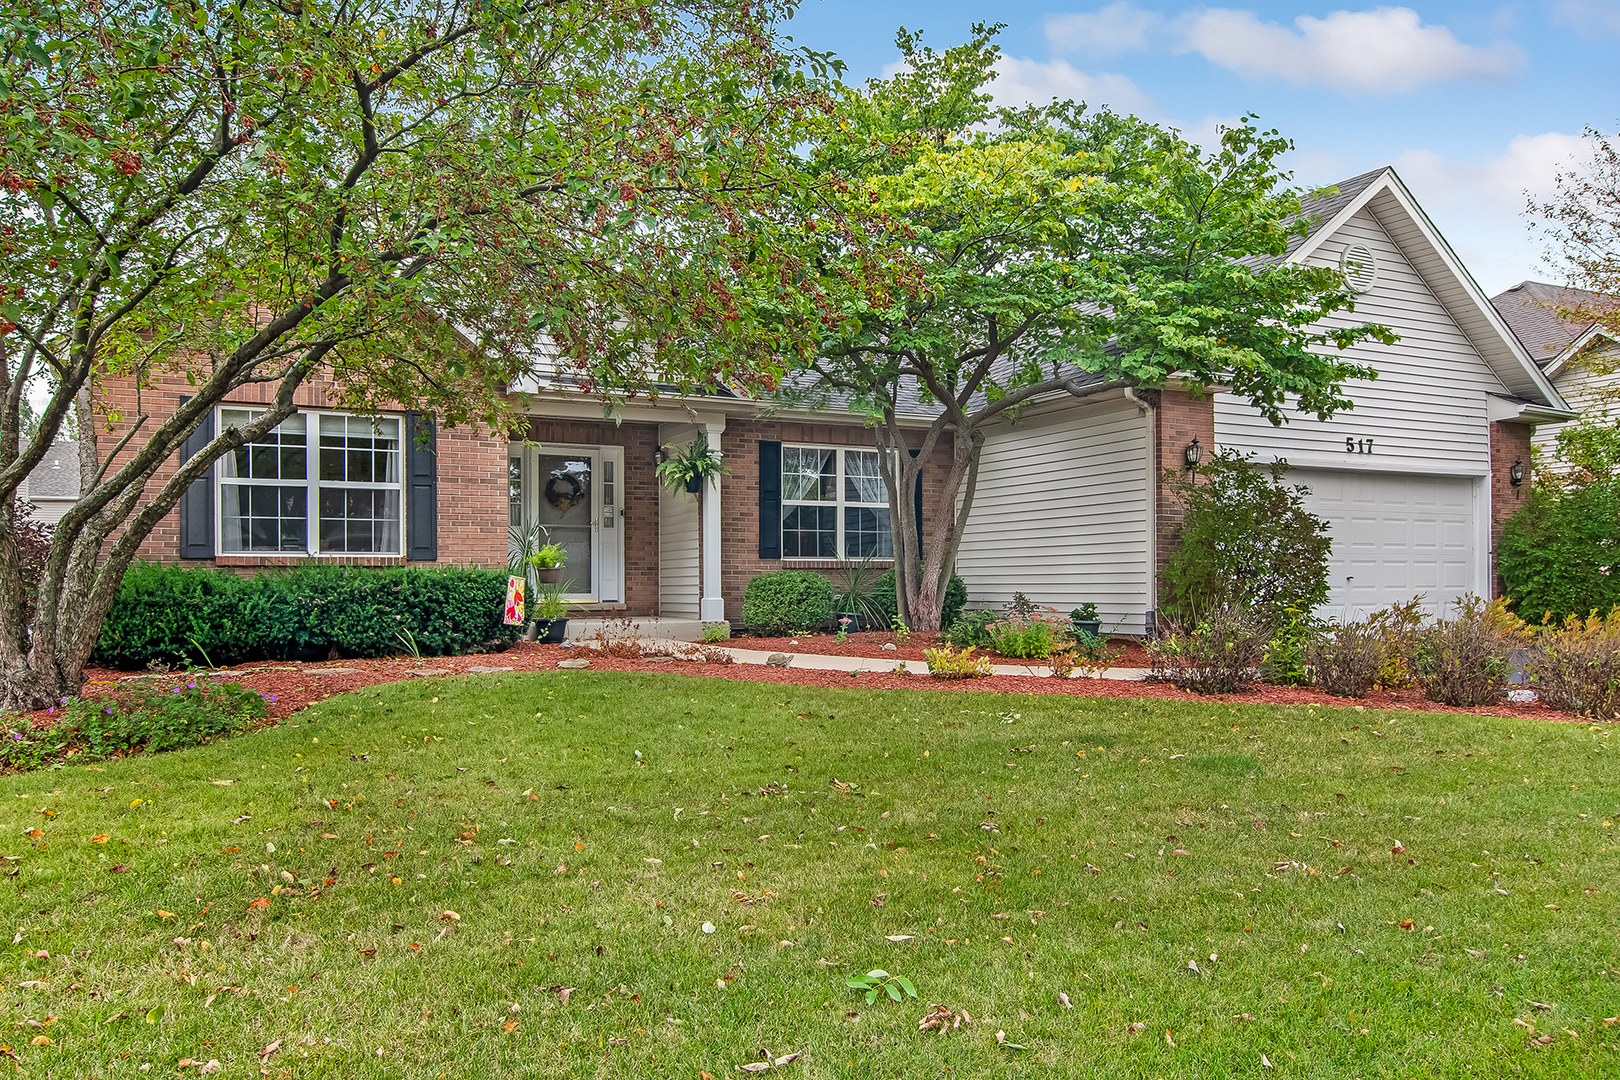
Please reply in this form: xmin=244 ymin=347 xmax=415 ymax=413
xmin=544 ymin=470 xmax=588 ymax=515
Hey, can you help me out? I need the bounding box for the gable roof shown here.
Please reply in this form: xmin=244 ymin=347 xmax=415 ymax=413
xmin=23 ymin=440 xmax=79 ymax=501
xmin=1489 ymin=280 xmax=1619 ymax=377
xmin=1287 ymin=167 xmax=1569 ymax=413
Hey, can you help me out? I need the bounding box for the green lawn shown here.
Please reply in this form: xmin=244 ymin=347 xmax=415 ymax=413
xmin=4 ymin=672 xmax=1618 ymax=1078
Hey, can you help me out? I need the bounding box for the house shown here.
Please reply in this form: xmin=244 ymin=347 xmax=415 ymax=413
xmin=21 ymin=440 xmax=81 ymax=525
xmin=94 ymin=166 xmax=1571 ymax=633
xmin=1489 ymin=280 xmax=1619 ymax=463
xmin=955 ymin=167 xmax=1571 ymax=627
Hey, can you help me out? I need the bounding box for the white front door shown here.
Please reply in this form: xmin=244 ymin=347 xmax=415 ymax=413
xmin=511 ymin=443 xmax=625 ymax=603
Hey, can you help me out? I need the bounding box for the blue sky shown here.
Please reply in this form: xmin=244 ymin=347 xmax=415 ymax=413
xmin=781 ymin=0 xmax=1619 ymax=296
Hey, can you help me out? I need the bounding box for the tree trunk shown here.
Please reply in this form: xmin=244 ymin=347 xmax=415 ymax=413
xmin=877 ymin=415 xmax=982 ymax=633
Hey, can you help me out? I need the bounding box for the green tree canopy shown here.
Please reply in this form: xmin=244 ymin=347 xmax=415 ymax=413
xmin=0 ymin=0 xmax=836 ymax=710
xmin=783 ymin=26 xmax=1394 ymax=629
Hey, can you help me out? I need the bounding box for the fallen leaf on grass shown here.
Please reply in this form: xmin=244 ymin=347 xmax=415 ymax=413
xmin=439 ymin=910 xmax=460 ymax=922
xmin=247 ymin=898 xmax=270 ymax=911
xmin=919 ymin=1005 xmax=970 ymax=1032
xmin=994 ymin=1030 xmax=1029 ymax=1051
xmin=1261 ymin=1052 xmax=1275 ymax=1070
xmin=1528 ymin=1000 xmax=1553 ymax=1011
xmin=108 ymin=864 xmax=128 ymax=873
xmin=90 ymin=834 xmax=109 ymax=844
xmin=28 ymin=1036 xmax=50 ymax=1047
xmin=884 ymin=935 xmax=914 ymax=942
xmin=259 ymin=1041 xmax=281 ymax=1060
xmin=1165 ymin=1029 xmax=1176 ymax=1048
xmin=17 ymin=982 xmax=44 ymax=991
xmin=502 ymin=1021 xmax=518 ymax=1033
xmin=1057 ymin=992 xmax=1073 ymax=1010
xmin=557 ymin=988 xmax=576 ymax=1004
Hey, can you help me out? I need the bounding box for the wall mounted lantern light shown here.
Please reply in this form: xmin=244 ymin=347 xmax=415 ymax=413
xmin=1509 ymin=458 xmax=1524 ymax=490
xmin=1184 ymin=438 xmax=1202 ymax=472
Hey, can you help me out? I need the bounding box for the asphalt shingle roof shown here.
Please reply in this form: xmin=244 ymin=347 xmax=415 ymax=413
xmin=1489 ymin=280 xmax=1618 ymax=365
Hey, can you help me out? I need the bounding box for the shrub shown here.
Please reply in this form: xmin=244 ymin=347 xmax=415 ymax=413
xmin=1497 ymin=480 xmax=1620 ymax=624
xmin=1305 ymin=620 xmax=1386 ymax=698
xmin=1159 ymin=451 xmax=1331 ymax=624
xmin=11 ymin=498 xmax=52 ymax=626
xmin=1411 ymin=595 xmax=1522 ymax=707
xmin=93 ymin=563 xmax=519 ymax=669
xmin=2 ymin=677 xmax=268 ymax=772
xmin=870 ymin=568 xmax=967 ymax=629
xmin=1260 ymin=607 xmax=1324 ymax=685
xmin=741 ymin=570 xmax=835 ymax=637
xmin=1147 ymin=604 xmax=1272 ymax=694
xmin=1366 ymin=595 xmax=1425 ymax=689
xmin=701 ymin=622 xmax=732 ymax=643
xmin=986 ymin=615 xmax=1060 ymax=659
xmin=924 ymin=644 xmax=994 ymax=679
xmin=1072 ymin=628 xmax=1124 ymax=672
xmin=1524 ymin=608 xmax=1620 ymax=718
xmin=946 ymin=610 xmax=998 ymax=649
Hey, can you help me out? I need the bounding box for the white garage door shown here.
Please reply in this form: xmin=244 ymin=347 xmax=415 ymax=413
xmin=1290 ymin=469 xmax=1479 ymax=620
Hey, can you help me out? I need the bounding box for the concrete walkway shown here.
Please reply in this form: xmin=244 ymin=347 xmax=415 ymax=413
xmin=626 ymin=639 xmax=1150 ymax=681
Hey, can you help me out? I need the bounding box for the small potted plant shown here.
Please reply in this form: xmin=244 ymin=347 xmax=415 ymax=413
xmin=528 ymin=581 xmax=573 ymax=643
xmin=528 ymin=542 xmax=567 ymax=584
xmin=1070 ymin=603 xmax=1101 ymax=638
xmin=656 ymin=435 xmax=729 ymax=494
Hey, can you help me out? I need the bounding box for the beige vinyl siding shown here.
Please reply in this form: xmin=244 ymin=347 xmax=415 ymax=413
xmin=658 ymin=423 xmax=701 ymax=619
xmin=955 ymin=396 xmax=1151 ymax=636
xmin=1537 ymin=342 xmax=1620 ymax=464
xmin=1215 ymin=208 xmax=1499 ymax=476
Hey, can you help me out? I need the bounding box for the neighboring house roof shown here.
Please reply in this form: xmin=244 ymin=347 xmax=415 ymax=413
xmin=1489 ymin=280 xmax=1619 ymax=378
xmin=22 ymin=440 xmax=80 ymax=502
xmin=1288 ymin=167 xmax=1571 ymax=416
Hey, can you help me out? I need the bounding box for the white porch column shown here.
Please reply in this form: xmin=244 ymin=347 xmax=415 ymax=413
xmin=699 ymin=418 xmax=728 ymax=622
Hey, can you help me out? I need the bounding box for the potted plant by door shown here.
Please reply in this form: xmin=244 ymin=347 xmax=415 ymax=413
xmin=528 ymin=543 xmax=567 ymax=584
xmin=528 ymin=581 xmax=573 ymax=643
xmin=1070 ymin=603 xmax=1102 ymax=638
xmin=655 ymin=435 xmax=729 ymax=494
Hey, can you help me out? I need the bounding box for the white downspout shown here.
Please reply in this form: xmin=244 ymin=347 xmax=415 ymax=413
xmin=1124 ymin=387 xmax=1157 ymax=635
xmin=699 ymin=419 xmax=727 ymax=623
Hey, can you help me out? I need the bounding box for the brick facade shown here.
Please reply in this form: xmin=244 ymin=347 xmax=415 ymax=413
xmin=712 ymin=419 xmax=954 ymax=623
xmin=1150 ymin=388 xmax=1215 ymax=620
xmin=518 ymin=417 xmax=661 ymax=614
xmin=96 ymin=373 xmax=508 ymax=571
xmin=1489 ymin=420 xmax=1534 ymax=599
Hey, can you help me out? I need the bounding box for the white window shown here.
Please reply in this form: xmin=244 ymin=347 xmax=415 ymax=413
xmin=781 ymin=446 xmax=893 ymax=559
xmin=218 ymin=408 xmax=403 ymax=555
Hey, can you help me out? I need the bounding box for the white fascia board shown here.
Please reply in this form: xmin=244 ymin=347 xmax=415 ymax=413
xmin=1545 ymin=325 xmax=1619 ymax=381
xmin=1288 ymin=169 xmax=1570 ymax=413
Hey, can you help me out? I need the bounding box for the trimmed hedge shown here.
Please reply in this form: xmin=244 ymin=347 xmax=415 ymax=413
xmin=93 ymin=562 xmax=519 ymax=670
xmin=871 ymin=568 xmax=968 ymax=629
xmin=741 ymin=570 xmax=835 ymax=636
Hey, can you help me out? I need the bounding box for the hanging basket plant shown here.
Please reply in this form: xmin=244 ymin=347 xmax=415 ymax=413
xmin=655 ymin=435 xmax=729 ymax=495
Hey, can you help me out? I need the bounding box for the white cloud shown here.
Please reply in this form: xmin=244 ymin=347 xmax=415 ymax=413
xmin=1046 ymin=2 xmax=1164 ymax=56
xmin=1175 ymin=6 xmax=1524 ymax=94
xmin=1554 ymin=0 xmax=1620 ymax=36
xmin=989 ymin=56 xmax=1156 ymax=116
xmin=1391 ymin=132 xmax=1587 ymax=214
xmin=1389 ymin=132 xmax=1589 ymax=293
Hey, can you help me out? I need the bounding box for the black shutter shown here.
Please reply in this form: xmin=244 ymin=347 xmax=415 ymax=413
xmin=177 ymin=401 xmax=215 ymax=559
xmin=909 ymin=447 xmax=923 ymax=550
xmin=405 ymin=411 xmax=438 ymax=561
xmin=758 ymin=440 xmax=781 ymax=559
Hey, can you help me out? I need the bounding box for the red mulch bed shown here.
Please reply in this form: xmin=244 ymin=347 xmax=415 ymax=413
xmin=17 ymin=639 xmax=1585 ymax=732
xmin=728 ymin=631 xmax=1154 ymax=668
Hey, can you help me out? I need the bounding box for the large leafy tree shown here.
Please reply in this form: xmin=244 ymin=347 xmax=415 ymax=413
xmin=788 ymin=26 xmax=1394 ymax=630
xmin=0 ymin=0 xmax=836 ymax=711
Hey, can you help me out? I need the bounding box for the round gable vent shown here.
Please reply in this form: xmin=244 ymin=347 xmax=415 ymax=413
xmin=1340 ymin=244 xmax=1378 ymax=293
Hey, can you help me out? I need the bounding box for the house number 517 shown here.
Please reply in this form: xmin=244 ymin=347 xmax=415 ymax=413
xmin=1346 ymin=437 xmax=1374 ymax=454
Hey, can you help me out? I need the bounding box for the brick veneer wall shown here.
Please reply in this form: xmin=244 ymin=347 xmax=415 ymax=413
xmin=519 ymin=418 xmax=660 ymax=613
xmin=95 ymin=373 xmax=508 ymax=571
xmin=1489 ymin=420 xmax=1534 ymax=599
xmin=714 ymin=419 xmax=953 ymax=624
xmin=1151 ymin=388 xmax=1215 ymax=620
